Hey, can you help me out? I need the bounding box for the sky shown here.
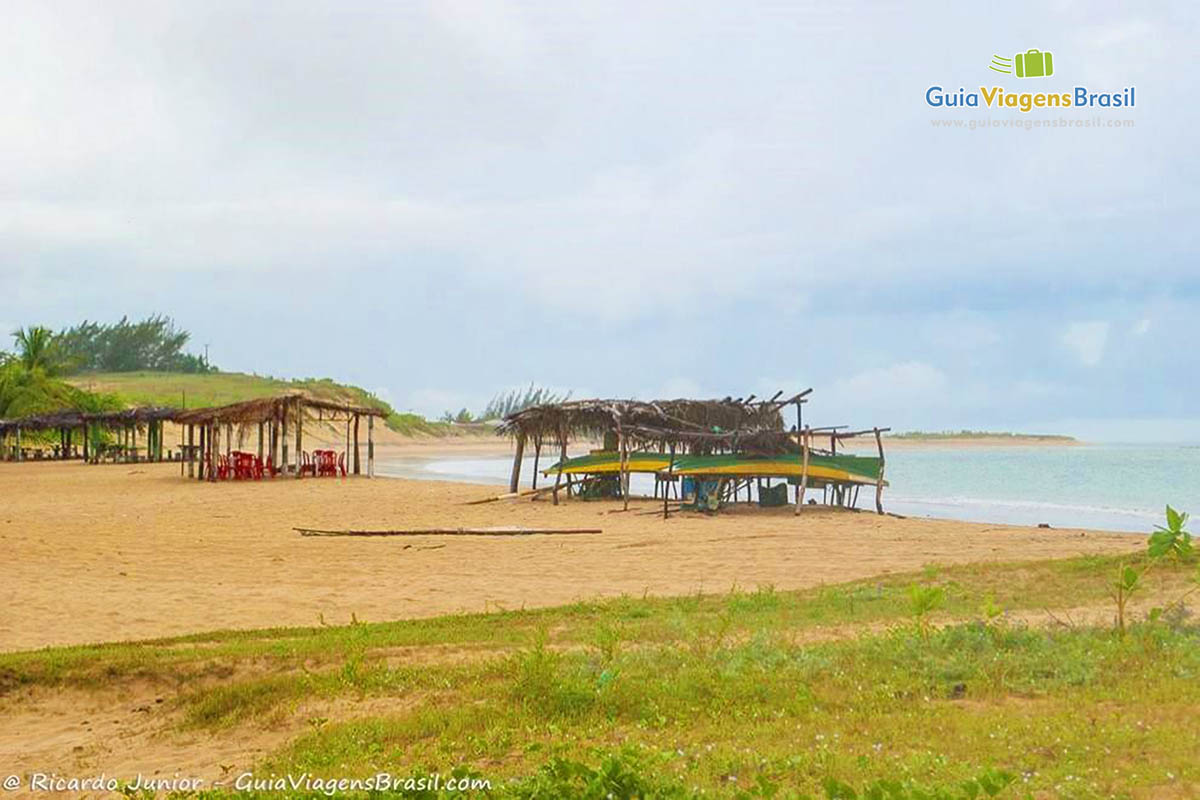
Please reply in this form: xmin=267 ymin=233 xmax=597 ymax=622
xmin=2 ymin=1 xmax=1197 ymax=439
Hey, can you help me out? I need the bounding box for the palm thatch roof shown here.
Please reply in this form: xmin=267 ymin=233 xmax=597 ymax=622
xmin=496 ymin=391 xmax=810 ymax=455
xmin=0 ymin=406 xmax=177 ymax=434
xmin=171 ymin=393 xmax=385 ymax=427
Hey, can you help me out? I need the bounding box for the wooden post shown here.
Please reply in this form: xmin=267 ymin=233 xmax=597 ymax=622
xmin=795 ymin=428 xmax=810 ymax=515
xmin=281 ymin=409 xmax=289 ymax=475
xmin=352 ymin=414 xmax=361 ymax=475
xmin=82 ymin=423 xmax=89 ymax=463
xmin=624 ymin=431 xmax=633 ymax=513
xmin=198 ymin=425 xmax=206 ymax=480
xmin=225 ymin=423 xmax=232 ymax=457
xmin=551 ymin=435 xmax=564 ymax=505
xmin=187 ymin=425 xmax=195 ymax=478
xmin=345 ymin=419 xmax=351 ymax=467
xmin=874 ymin=427 xmax=886 ymax=514
xmin=663 ymin=443 xmax=675 ymax=519
xmin=509 ymin=433 xmax=526 ymax=493
xmin=210 ymin=424 xmax=219 ymax=480
xmin=531 ymin=438 xmax=541 ymax=490
xmin=294 ymin=401 xmax=304 ymax=478
xmin=15 ymin=427 xmax=21 ymax=461
xmin=365 ymin=414 xmax=374 ymax=477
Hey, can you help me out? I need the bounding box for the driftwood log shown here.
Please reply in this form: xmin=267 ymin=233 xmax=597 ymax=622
xmin=295 ymin=527 xmax=602 ymax=537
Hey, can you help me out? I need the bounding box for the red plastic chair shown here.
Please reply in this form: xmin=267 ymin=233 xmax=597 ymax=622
xmin=337 ymin=451 xmax=347 ymax=477
xmin=216 ymin=454 xmax=231 ymax=481
xmin=299 ymin=451 xmax=316 ymax=477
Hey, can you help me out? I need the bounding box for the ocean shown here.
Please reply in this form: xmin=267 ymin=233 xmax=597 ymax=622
xmin=376 ymin=444 xmax=1199 ymax=534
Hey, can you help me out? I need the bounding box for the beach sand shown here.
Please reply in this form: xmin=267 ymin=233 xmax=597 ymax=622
xmin=0 ymin=457 xmax=1140 ymax=653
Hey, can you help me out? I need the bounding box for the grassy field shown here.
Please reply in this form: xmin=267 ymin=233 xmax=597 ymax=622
xmin=63 ymin=371 xmax=459 ymax=436
xmin=3 ymin=552 xmax=1197 ymax=798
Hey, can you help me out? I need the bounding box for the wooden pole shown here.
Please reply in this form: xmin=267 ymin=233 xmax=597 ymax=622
xmin=795 ymin=428 xmax=810 ymax=515
xmin=281 ymin=409 xmax=289 ymax=475
xmin=367 ymin=414 xmax=374 ymax=478
xmin=294 ymin=400 xmax=304 ymax=478
xmin=874 ymin=427 xmax=886 ymax=514
xmin=345 ymin=419 xmax=351 ymax=467
xmin=187 ymin=425 xmax=195 ymax=478
xmin=198 ymin=425 xmax=206 ymax=480
xmin=531 ymin=438 xmax=540 ymax=490
xmin=15 ymin=427 xmax=21 ymax=461
xmin=352 ymin=414 xmax=361 ymax=475
xmin=257 ymin=422 xmax=264 ymax=461
xmin=619 ymin=429 xmax=630 ymax=511
xmin=551 ymin=434 xmax=564 ymax=505
xmin=82 ymin=423 xmax=89 ymax=463
xmin=663 ymin=443 xmax=675 ymax=519
xmin=210 ymin=424 xmax=219 ymax=481
xmin=509 ymin=433 xmax=526 ymax=493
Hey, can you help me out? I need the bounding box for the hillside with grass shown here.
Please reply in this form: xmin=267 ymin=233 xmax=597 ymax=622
xmin=62 ymin=371 xmax=459 ymax=437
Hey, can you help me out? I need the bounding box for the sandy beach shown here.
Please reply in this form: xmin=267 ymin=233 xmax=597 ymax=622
xmin=0 ymin=456 xmax=1141 ymax=653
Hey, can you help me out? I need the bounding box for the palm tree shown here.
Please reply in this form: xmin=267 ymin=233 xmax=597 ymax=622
xmin=12 ymin=326 xmax=63 ymax=376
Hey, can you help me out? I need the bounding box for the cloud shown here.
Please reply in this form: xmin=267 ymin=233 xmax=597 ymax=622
xmin=1132 ymin=318 xmax=1151 ymax=336
xmin=1062 ymin=322 xmax=1110 ymax=366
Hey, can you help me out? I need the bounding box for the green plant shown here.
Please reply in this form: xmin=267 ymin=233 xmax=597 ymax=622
xmin=1109 ymin=563 xmax=1141 ymax=638
xmin=823 ymin=767 xmax=1016 ymax=799
xmin=908 ymin=583 xmax=945 ymax=642
xmin=1148 ymin=505 xmax=1193 ymax=562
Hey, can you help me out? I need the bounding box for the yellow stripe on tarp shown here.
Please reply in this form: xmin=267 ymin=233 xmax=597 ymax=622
xmin=669 ymin=461 xmax=881 ymax=485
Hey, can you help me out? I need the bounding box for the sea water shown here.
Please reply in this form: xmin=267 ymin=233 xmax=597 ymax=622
xmin=376 ymin=444 xmax=1199 ymax=534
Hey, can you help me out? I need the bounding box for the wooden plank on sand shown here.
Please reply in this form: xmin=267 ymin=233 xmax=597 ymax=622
xmin=295 ymin=527 xmax=603 ymax=537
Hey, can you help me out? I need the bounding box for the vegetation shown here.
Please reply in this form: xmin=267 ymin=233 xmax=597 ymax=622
xmin=4 ymin=551 xmax=1198 ymax=798
xmin=442 ymin=384 xmax=572 ymax=424
xmin=891 ymin=430 xmax=1076 ymax=442
xmin=0 ymin=327 xmax=123 ymax=421
xmin=56 ymin=315 xmax=215 ymax=374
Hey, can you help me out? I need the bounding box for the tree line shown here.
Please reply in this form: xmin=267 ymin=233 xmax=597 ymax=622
xmin=0 ymin=315 xmax=214 ymax=377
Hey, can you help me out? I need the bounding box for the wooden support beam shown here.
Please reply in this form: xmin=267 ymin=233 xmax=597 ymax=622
xmin=619 ymin=429 xmax=631 ymax=511
xmin=663 ymin=443 xmax=676 ymax=519
xmin=509 ymin=433 xmax=526 ymax=493
xmin=795 ymin=428 xmax=810 ymax=515
xmin=294 ymin=400 xmax=304 ymax=478
xmin=352 ymin=414 xmax=360 ymax=475
xmin=874 ymin=427 xmax=886 ymax=515
xmin=187 ymin=424 xmax=195 ymax=478
xmin=531 ymin=439 xmax=540 ymax=490
xmin=257 ymin=422 xmax=264 ymax=461
xmin=281 ymin=409 xmax=289 ymax=475
xmin=551 ymin=434 xmax=563 ymax=505
xmin=197 ymin=425 xmax=205 ymax=479
xmin=367 ymin=414 xmax=374 ymax=478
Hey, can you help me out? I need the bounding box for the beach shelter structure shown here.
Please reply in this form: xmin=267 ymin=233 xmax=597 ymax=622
xmin=171 ymin=393 xmax=387 ymax=481
xmin=0 ymin=407 xmax=176 ymax=463
xmin=498 ymin=391 xmax=890 ymax=516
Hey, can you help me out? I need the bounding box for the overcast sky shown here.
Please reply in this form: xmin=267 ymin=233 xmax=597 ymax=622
xmin=2 ymin=1 xmax=1196 ymax=439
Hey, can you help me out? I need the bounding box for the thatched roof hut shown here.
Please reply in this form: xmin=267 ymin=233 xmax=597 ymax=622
xmin=496 ymin=391 xmax=811 ymax=493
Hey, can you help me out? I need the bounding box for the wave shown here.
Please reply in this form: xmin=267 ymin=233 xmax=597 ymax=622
xmin=887 ymin=494 xmax=1160 ymax=521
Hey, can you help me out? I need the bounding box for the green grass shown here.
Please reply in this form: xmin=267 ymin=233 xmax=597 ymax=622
xmin=62 ymin=371 xmax=461 ymax=436
xmin=4 ymin=554 xmax=1199 ymax=797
